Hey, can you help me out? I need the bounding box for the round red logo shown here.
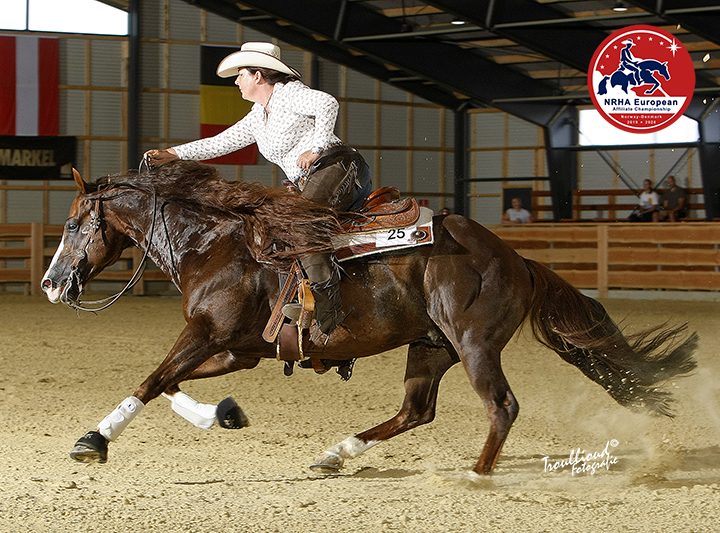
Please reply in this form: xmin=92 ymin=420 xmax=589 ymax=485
xmin=588 ymin=25 xmax=695 ymax=133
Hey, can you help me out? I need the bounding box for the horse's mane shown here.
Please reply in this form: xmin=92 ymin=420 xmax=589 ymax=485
xmin=93 ymin=160 xmax=341 ymax=269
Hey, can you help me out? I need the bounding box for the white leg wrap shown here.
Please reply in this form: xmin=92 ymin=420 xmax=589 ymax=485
xmin=97 ymin=396 xmax=144 ymax=441
xmin=162 ymin=391 xmax=217 ymax=430
xmin=327 ymin=436 xmax=380 ymax=459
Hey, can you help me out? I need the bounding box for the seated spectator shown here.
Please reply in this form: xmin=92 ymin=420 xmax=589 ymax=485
xmin=439 ymin=207 xmax=451 ymax=215
xmin=657 ymin=175 xmax=688 ymax=221
xmin=628 ymin=179 xmax=660 ymax=222
xmin=502 ymin=197 xmax=533 ymax=224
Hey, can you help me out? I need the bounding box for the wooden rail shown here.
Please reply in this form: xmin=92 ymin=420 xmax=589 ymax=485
xmin=3 ymin=222 xmax=718 ymax=298
xmin=0 ymin=223 xmax=169 ymax=296
xmin=491 ymin=222 xmax=720 ymax=297
xmin=532 ymin=187 xmax=706 ymax=221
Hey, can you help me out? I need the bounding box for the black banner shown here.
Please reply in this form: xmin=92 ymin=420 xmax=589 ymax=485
xmin=0 ymin=136 xmax=76 ymax=179
xmin=201 ymin=45 xmax=238 ymax=87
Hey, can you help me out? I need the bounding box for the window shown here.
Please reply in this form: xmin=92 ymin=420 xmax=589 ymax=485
xmin=578 ymin=108 xmax=699 ymax=146
xmin=2 ymin=0 xmax=128 ymax=36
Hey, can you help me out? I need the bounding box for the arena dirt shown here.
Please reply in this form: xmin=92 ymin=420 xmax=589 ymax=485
xmin=0 ymin=294 xmax=718 ymax=532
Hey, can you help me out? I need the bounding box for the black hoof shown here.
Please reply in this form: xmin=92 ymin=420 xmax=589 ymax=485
xmin=70 ymin=431 xmax=108 ymax=463
xmin=217 ymin=397 xmax=249 ymax=429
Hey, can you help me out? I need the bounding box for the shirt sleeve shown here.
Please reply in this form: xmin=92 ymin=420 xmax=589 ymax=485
xmin=173 ymin=112 xmax=257 ymax=160
xmin=286 ymin=83 xmax=339 ymax=150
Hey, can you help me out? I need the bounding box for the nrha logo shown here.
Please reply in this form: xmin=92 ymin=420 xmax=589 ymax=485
xmin=588 ymin=24 xmax=695 ymax=133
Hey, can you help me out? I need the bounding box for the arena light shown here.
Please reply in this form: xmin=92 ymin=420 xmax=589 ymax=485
xmin=612 ymin=1 xmax=628 ymax=12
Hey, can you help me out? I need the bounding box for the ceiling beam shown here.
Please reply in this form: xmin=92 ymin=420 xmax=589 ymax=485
xmin=232 ymin=0 xmax=564 ymax=124
xmin=625 ymin=0 xmax=720 ymax=46
xmin=184 ymin=0 xmax=463 ymax=109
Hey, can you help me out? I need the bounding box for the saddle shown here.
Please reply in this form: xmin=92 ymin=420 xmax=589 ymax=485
xmin=340 ymin=186 xmax=420 ymax=233
xmin=262 ymin=187 xmax=431 ymax=377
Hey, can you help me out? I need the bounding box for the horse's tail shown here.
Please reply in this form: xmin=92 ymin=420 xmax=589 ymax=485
xmin=523 ymin=258 xmax=697 ymax=417
xmin=598 ymin=76 xmax=609 ymax=95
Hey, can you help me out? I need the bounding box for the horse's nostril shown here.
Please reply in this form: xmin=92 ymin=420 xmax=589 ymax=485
xmin=41 ymin=278 xmax=53 ymax=290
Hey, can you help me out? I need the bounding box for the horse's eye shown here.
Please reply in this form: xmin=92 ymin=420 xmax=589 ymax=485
xmin=66 ymin=220 xmax=79 ymax=232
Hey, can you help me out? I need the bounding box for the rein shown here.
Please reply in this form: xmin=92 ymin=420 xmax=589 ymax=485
xmin=66 ymin=187 xmax=159 ymax=313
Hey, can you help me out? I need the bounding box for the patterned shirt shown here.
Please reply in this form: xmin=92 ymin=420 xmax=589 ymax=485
xmin=173 ymin=81 xmax=342 ymax=182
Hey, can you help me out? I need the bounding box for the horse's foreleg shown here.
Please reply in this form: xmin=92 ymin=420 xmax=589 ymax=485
xmin=70 ymin=321 xmax=222 ymax=463
xmin=160 ymin=351 xmax=260 ymax=430
xmin=644 ymin=81 xmax=660 ymax=94
xmin=311 ymin=342 xmax=457 ymax=473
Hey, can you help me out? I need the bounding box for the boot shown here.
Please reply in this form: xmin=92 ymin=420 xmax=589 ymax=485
xmin=310 ymin=268 xmax=347 ymax=335
xmin=295 ymin=253 xmax=347 ymax=335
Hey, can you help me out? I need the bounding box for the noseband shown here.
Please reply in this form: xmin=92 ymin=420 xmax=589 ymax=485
xmin=65 ymin=189 xmax=158 ymax=313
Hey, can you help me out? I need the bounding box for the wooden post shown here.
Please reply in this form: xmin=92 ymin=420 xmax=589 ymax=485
xmin=596 ymin=224 xmax=609 ymax=299
xmin=30 ymin=222 xmax=44 ymax=297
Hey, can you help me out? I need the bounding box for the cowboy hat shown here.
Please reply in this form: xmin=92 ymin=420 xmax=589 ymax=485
xmin=216 ymin=42 xmax=301 ymax=79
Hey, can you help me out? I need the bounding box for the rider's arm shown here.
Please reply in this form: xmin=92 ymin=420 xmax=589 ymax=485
xmin=173 ymin=110 xmax=258 ymax=161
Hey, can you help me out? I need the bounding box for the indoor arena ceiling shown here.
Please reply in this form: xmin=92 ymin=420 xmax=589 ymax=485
xmin=117 ymin=0 xmax=720 ymax=124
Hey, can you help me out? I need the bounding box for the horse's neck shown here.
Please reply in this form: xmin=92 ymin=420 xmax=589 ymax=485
xmin=110 ymin=193 xmax=246 ymax=283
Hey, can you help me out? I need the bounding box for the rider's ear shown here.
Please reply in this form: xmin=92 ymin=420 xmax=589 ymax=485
xmin=72 ymin=168 xmax=87 ymax=194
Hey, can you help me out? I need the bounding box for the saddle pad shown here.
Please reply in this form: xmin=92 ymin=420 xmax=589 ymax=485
xmin=332 ymin=207 xmax=434 ymax=262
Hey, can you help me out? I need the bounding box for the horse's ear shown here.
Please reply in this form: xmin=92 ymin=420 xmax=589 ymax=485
xmin=72 ymin=168 xmax=87 ymax=194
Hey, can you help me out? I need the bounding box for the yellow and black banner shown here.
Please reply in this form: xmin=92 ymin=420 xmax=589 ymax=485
xmin=200 ymin=45 xmax=257 ymax=165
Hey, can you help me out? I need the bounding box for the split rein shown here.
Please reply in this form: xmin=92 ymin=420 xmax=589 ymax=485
xmin=66 ymin=159 xmax=160 ymax=313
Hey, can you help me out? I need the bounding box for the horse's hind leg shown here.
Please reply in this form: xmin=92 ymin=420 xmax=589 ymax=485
xmin=424 ymin=253 xmax=526 ymax=474
xmin=465 ymin=350 xmax=519 ymax=474
xmin=311 ymin=342 xmax=457 ymax=473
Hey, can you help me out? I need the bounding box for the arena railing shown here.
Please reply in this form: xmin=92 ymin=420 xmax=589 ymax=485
xmin=492 ymin=222 xmax=720 ymax=297
xmin=0 ymin=223 xmax=168 ymax=296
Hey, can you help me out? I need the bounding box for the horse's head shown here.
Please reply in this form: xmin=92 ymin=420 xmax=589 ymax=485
xmin=41 ymin=169 xmax=130 ymax=305
xmin=658 ymin=61 xmax=670 ymax=80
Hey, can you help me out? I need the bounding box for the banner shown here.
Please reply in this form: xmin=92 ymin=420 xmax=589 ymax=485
xmin=0 ymin=136 xmax=76 ymax=179
xmin=200 ymin=45 xmax=258 ymax=165
xmin=0 ymin=36 xmax=59 ymax=136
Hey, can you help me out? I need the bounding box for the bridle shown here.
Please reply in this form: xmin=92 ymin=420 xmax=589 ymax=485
xmin=64 ymin=186 xmax=159 ymax=313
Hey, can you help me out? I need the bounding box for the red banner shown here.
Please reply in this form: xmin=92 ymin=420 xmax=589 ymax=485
xmin=0 ymin=36 xmax=59 ymax=136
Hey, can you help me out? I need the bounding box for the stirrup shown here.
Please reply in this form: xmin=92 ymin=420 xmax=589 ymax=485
xmin=281 ymin=302 xmax=302 ymax=323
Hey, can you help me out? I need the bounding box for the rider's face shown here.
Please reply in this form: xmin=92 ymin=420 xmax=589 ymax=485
xmin=235 ymin=68 xmax=259 ymax=102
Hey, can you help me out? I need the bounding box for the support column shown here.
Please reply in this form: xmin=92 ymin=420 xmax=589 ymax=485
xmin=697 ymin=100 xmax=720 ymax=220
xmin=544 ymin=106 xmax=578 ymax=221
xmin=127 ymin=0 xmax=141 ymax=169
xmin=453 ymin=108 xmax=469 ymax=216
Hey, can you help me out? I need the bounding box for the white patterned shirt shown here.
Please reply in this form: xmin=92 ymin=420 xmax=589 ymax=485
xmin=173 ymin=81 xmax=342 ymax=182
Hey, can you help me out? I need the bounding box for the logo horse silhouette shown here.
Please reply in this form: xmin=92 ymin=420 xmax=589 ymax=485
xmin=598 ymin=59 xmax=670 ymax=95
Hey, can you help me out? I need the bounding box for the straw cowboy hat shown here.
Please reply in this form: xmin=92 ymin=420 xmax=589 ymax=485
xmin=216 ymin=42 xmax=301 ymax=79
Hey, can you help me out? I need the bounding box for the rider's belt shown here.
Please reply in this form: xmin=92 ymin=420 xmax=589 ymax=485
xmin=297 ymin=144 xmax=358 ymax=191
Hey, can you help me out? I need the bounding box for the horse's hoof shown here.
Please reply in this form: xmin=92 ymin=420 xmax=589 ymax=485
xmin=309 ymin=452 xmax=344 ymax=474
xmin=216 ymin=397 xmax=249 ymax=429
xmin=69 ymin=431 xmax=108 ymax=463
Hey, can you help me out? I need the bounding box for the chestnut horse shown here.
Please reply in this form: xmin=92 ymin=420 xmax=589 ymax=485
xmin=41 ymin=161 xmax=697 ymax=474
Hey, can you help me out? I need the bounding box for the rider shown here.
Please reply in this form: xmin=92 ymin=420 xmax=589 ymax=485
xmin=146 ymin=42 xmax=372 ymax=336
xmin=619 ymin=38 xmax=641 ymax=84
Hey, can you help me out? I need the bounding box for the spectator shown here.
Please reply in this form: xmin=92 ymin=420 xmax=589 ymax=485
xmin=658 ymin=175 xmax=688 ymax=221
xmin=439 ymin=207 xmax=451 ymax=215
xmin=628 ymin=179 xmax=660 ymax=222
xmin=502 ymin=197 xmax=533 ymax=224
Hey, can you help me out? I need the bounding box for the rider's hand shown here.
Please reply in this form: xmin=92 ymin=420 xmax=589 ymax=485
xmin=297 ymin=150 xmax=320 ymax=172
xmin=145 ymin=148 xmax=179 ymax=168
